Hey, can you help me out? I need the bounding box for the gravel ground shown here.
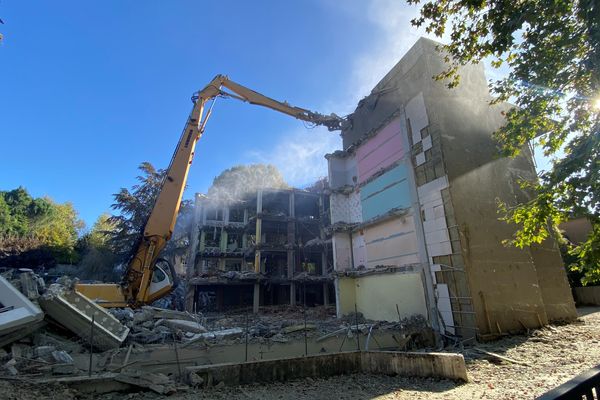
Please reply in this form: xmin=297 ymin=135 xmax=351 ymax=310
xmin=3 ymin=307 xmax=600 ymax=400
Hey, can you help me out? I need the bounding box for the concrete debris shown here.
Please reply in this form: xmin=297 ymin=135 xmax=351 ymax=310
xmin=189 ymin=270 xmax=262 ymax=285
xmin=39 ymin=285 xmax=129 ymax=350
xmin=34 ymin=345 xmax=56 ymax=360
xmin=114 ymin=370 xmax=177 ymax=395
xmin=0 ymin=275 xmax=44 ymax=339
xmin=184 ymin=328 xmax=243 ymax=345
xmin=131 ymin=307 xmax=154 ymax=325
xmin=51 ymin=350 xmax=74 ymax=364
xmin=157 ymin=318 xmax=207 ymax=333
xmin=3 ymin=358 xmax=18 ymax=376
xmin=188 ymin=371 xmax=204 ymax=386
xmin=0 ymin=268 xmax=432 ymax=398
xmin=51 ymin=363 xmax=77 ymax=375
xmin=283 ymin=324 xmax=316 ymax=333
xmin=152 ymin=308 xmax=197 ymax=322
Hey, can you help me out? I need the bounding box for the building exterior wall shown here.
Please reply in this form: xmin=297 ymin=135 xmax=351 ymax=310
xmin=356 ymin=117 xmax=404 ymax=183
xmin=363 ymin=217 xmax=419 ymax=268
xmin=360 ymin=164 xmax=411 ymax=221
xmin=337 ymin=273 xmax=427 ymax=322
xmin=330 ymin=191 xmax=362 ymax=225
xmin=328 ymin=37 xmax=576 ymax=338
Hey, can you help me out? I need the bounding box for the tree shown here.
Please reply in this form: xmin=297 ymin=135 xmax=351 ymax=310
xmin=408 ymin=0 xmax=600 ymax=283
xmin=108 ymin=162 xmax=166 ymax=259
xmin=78 ymin=213 xmax=119 ymax=281
xmin=208 ymin=164 xmax=288 ymax=203
xmin=107 ymin=162 xmax=192 ymax=266
xmin=32 ymin=201 xmax=84 ymax=263
xmin=0 ymin=187 xmax=84 ymax=266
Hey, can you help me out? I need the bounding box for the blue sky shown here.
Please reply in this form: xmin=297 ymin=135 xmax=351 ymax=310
xmin=0 ymin=1 xmax=549 ymax=229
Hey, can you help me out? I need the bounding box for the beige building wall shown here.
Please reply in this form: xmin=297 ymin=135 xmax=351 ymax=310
xmin=338 ymin=273 xmax=427 ymax=322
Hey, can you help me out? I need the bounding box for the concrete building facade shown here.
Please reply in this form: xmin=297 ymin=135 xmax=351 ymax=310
xmin=185 ymin=188 xmax=334 ymax=313
xmin=328 ymin=38 xmax=577 ymax=340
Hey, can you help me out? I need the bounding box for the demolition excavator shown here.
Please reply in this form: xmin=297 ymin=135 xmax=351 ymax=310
xmin=76 ymin=75 xmax=345 ymax=308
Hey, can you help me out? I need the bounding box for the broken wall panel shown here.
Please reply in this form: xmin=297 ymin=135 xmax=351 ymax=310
xmin=332 ymin=234 xmax=352 ymax=271
xmin=328 ymin=156 xmax=358 ymax=190
xmin=364 ymin=217 xmax=419 ymax=268
xmin=330 ymin=192 xmax=362 ymax=224
xmin=39 ymin=288 xmax=129 ymax=350
xmin=417 ymin=176 xmax=452 ymax=259
xmin=0 ymin=275 xmax=44 ymax=337
xmin=405 ymin=92 xmax=429 ymax=145
xmin=351 ymin=233 xmax=367 ymax=268
xmin=360 ymin=164 xmax=411 ymax=221
xmin=356 ymin=117 xmax=405 ymax=184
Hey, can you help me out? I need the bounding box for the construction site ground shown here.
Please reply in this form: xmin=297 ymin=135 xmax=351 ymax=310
xmin=0 ymin=306 xmax=598 ymax=399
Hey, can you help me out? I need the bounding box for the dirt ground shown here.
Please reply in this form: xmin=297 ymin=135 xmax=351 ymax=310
xmin=3 ymin=307 xmax=600 ymax=400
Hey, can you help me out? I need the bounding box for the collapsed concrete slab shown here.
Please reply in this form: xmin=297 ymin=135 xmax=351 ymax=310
xmin=39 ymin=286 xmax=129 ymax=350
xmin=0 ymin=275 xmax=44 ymax=341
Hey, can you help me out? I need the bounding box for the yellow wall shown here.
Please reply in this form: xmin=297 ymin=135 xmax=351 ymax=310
xmin=338 ymin=273 xmax=427 ymax=322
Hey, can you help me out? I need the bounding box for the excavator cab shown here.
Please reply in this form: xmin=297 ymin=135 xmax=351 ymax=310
xmin=145 ymin=259 xmax=176 ymax=304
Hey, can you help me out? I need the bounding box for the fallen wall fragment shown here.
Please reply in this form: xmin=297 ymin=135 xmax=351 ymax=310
xmin=38 ymin=285 xmax=129 ymax=350
xmin=0 ymin=275 xmax=44 ymax=338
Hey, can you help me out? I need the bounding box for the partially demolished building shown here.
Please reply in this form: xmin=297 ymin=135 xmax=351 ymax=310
xmin=327 ymin=38 xmax=577 ymax=340
xmin=185 ymin=189 xmax=334 ymax=313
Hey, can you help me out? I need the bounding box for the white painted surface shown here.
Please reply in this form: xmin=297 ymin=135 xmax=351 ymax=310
xmin=416 ymin=152 xmax=426 ymax=166
xmin=405 ymin=92 xmax=429 ymax=144
xmin=352 ymin=233 xmax=367 ymax=268
xmin=0 ymin=275 xmax=44 ymax=335
xmin=330 ymin=191 xmax=362 ymax=224
xmin=422 ymin=135 xmax=432 ymax=151
xmin=418 ymin=176 xmax=452 ymax=258
xmin=364 ymin=217 xmax=419 ymax=268
xmin=328 ymin=155 xmax=358 ymax=189
xmin=436 ymin=283 xmax=455 ymax=335
xmin=332 ymin=233 xmax=352 ymax=271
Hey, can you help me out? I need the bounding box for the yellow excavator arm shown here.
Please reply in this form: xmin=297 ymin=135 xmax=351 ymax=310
xmin=76 ymin=75 xmax=344 ymax=307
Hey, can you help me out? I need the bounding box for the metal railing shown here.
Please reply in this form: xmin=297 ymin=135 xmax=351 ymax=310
xmin=538 ymin=365 xmax=600 ymax=399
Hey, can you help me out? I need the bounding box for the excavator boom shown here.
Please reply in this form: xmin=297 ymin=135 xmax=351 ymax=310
xmin=76 ymin=75 xmax=344 ymax=307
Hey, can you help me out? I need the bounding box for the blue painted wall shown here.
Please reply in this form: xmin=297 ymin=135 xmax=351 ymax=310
xmin=360 ymin=164 xmax=411 ymax=221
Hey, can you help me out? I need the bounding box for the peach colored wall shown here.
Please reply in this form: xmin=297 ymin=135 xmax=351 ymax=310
xmin=364 ymin=217 xmax=419 ymax=268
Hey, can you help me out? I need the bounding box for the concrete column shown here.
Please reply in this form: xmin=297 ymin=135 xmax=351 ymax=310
xmin=254 ymin=190 xmax=263 ymax=273
xmin=288 ymin=191 xmax=296 ymax=306
xmin=289 ymin=191 xmax=295 ymax=217
xmin=290 ymin=282 xmax=296 ymax=306
xmin=253 ymin=283 xmax=260 ymax=313
xmin=323 ymin=283 xmax=329 ymax=306
xmin=185 ymin=194 xmax=203 ymax=280
xmin=220 ymin=229 xmax=227 ymax=252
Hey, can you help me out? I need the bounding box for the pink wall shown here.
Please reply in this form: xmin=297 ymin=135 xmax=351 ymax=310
xmin=356 ymin=117 xmax=404 ymax=184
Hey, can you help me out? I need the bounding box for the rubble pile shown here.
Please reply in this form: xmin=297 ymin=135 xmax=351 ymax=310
xmin=0 ymin=268 xmax=432 ymax=396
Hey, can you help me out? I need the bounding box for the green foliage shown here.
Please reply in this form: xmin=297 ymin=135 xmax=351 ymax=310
xmin=569 ymin=220 xmax=600 ymax=285
xmin=106 ymin=162 xmax=192 ymax=266
xmin=78 ymin=213 xmax=120 ymax=281
xmin=108 ymin=162 xmax=166 ymax=259
xmin=0 ymin=187 xmax=84 ymax=264
xmin=409 ymin=0 xmax=600 ymax=282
